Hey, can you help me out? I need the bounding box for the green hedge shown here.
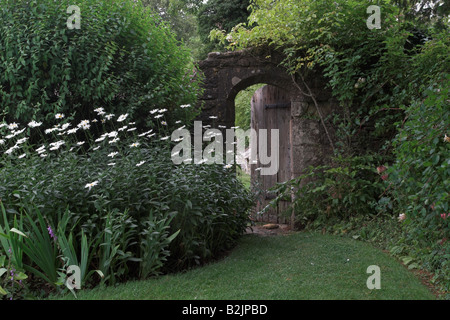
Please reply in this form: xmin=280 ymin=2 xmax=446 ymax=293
xmin=0 ymin=0 xmax=200 ymax=129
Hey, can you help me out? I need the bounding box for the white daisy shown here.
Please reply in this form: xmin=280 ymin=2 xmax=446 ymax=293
xmin=108 ymin=131 xmax=118 ymax=138
xmin=28 ymin=120 xmax=42 ymax=128
xmin=5 ymin=146 xmax=18 ymax=154
xmin=49 ymin=140 xmax=65 ymax=150
xmin=60 ymin=123 xmax=71 ymax=131
xmin=138 ymin=130 xmax=153 ymax=137
xmin=45 ymin=128 xmax=58 ymax=134
xmin=8 ymin=123 xmax=19 ymax=130
xmin=85 ymin=181 xmax=99 ymax=191
xmin=77 ymin=120 xmax=90 ymax=130
xmin=136 ymin=161 xmax=146 ymax=167
xmin=66 ymin=128 xmax=79 ymax=135
xmin=16 ymin=137 xmax=28 ymax=145
xmin=129 ymin=142 xmax=140 ymax=148
xmin=117 ymin=113 xmax=128 ymax=122
xmin=94 ymin=107 xmax=105 ymax=114
xmin=55 ymin=113 xmax=64 ymax=119
xmin=107 ymin=152 xmax=118 ymax=158
xmin=36 ymin=145 xmax=46 ymax=154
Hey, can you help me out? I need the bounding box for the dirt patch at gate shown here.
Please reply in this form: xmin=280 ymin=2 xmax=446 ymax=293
xmin=245 ymin=223 xmax=295 ymax=237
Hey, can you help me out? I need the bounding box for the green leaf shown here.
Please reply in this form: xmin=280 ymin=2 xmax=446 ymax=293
xmin=431 ymin=154 xmax=440 ymax=165
xmin=14 ymin=271 xmax=28 ymax=281
xmin=10 ymin=228 xmax=27 ymax=238
xmin=0 ymin=285 xmax=8 ymax=296
xmin=167 ymin=229 xmax=181 ymax=243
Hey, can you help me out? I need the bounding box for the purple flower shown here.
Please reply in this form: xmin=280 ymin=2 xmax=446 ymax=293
xmin=47 ymin=225 xmax=57 ymax=240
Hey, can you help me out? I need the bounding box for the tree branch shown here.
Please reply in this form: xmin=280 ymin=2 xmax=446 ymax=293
xmin=291 ymin=73 xmax=336 ymax=154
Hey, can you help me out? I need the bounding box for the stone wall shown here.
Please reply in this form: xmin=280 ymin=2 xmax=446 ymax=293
xmin=195 ymin=48 xmax=339 ymax=223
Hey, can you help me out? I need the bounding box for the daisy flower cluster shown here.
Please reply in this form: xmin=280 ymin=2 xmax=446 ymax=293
xmin=1 ymin=103 xmax=236 ymax=191
xmin=0 ymin=107 xmax=183 ymax=192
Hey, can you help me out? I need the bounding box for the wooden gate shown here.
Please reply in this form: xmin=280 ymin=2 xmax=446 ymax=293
xmin=250 ymin=85 xmax=291 ymax=224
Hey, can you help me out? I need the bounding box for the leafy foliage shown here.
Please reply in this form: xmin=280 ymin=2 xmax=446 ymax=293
xmin=234 ymin=84 xmax=264 ymax=131
xmin=0 ymin=0 xmax=200 ymax=129
xmin=215 ymin=0 xmax=449 ymax=292
xmin=0 ymin=108 xmax=253 ymax=298
xmin=386 ymin=76 xmax=450 ymax=290
xmin=181 ymin=0 xmax=251 ymax=58
xmin=267 ymin=155 xmax=386 ymax=228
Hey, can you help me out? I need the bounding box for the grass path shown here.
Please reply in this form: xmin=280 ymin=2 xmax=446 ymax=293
xmin=55 ymin=232 xmax=435 ymax=300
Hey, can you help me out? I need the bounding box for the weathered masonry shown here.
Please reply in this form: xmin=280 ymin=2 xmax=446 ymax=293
xmin=196 ymin=47 xmax=339 ymax=225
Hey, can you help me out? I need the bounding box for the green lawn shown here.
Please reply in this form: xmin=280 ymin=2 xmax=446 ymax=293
xmin=237 ymin=166 xmax=251 ymax=190
xmin=53 ymin=232 xmax=436 ymax=300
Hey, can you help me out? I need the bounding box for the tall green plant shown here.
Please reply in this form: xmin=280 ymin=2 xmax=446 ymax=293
xmin=139 ymin=210 xmax=180 ymax=279
xmin=0 ymin=0 xmax=200 ymax=128
xmin=17 ymin=206 xmax=60 ymax=287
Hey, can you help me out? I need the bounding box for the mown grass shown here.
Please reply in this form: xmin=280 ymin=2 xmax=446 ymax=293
xmin=53 ymin=232 xmax=436 ymax=300
xmin=236 ymin=166 xmax=251 ymax=190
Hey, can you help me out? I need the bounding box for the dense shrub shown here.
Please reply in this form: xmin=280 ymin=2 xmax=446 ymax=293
xmin=266 ymin=155 xmax=386 ymax=229
xmin=386 ymin=76 xmax=449 ymax=291
xmin=0 ymin=0 xmax=200 ymax=129
xmin=0 ymin=111 xmax=253 ymax=298
xmin=222 ymin=0 xmax=449 ymax=294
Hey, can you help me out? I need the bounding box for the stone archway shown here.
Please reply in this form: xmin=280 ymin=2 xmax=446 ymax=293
xmin=196 ymin=48 xmax=296 ymax=128
xmin=195 ymin=47 xmax=338 ymax=224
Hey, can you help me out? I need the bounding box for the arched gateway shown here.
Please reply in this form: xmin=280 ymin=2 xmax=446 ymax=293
xmin=195 ymin=47 xmax=338 ymax=224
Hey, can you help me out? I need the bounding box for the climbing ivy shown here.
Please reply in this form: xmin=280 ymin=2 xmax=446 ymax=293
xmin=213 ymin=0 xmax=450 ymax=291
